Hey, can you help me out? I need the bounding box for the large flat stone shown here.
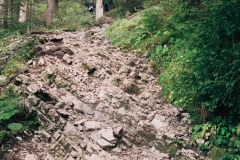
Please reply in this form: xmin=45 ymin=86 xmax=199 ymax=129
xmin=150 ymin=119 xmax=169 ymax=132
xmin=25 ymin=154 xmax=38 ymax=160
xmin=90 ymin=132 xmax=115 ymax=148
xmin=84 ymin=121 xmax=101 ymax=131
xmin=98 ymin=128 xmax=116 ymax=143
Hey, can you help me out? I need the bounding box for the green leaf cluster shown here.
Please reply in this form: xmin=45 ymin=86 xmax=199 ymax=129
xmin=0 ymin=86 xmax=39 ymax=145
xmin=190 ymin=120 xmax=240 ymax=159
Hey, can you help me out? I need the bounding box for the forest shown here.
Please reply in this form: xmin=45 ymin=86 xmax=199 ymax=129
xmin=0 ymin=0 xmax=240 ymax=159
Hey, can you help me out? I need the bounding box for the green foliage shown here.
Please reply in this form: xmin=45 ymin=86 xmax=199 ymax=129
xmin=190 ymin=119 xmax=240 ymax=159
xmin=44 ymin=72 xmax=55 ymax=84
xmin=105 ymin=6 xmax=172 ymax=57
xmin=106 ymin=0 xmax=240 ymax=158
xmin=0 ymin=86 xmax=39 ymax=145
xmin=160 ymin=0 xmax=240 ymax=121
xmin=142 ymin=6 xmax=163 ymax=34
xmin=48 ymin=1 xmax=95 ymax=30
xmin=1 ymin=38 xmax=37 ymax=78
xmin=7 ymin=123 xmax=23 ymax=131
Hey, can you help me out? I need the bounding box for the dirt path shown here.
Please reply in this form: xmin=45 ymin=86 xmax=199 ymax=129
xmin=8 ymin=25 xmax=206 ymax=160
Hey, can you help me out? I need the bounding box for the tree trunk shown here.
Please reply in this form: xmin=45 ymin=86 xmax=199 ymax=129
xmin=43 ymin=0 xmax=55 ymax=27
xmin=0 ymin=0 xmax=3 ymax=27
xmin=96 ymin=0 xmax=103 ymax=20
xmin=19 ymin=1 xmax=27 ymax=22
xmin=2 ymin=0 xmax=9 ymax=29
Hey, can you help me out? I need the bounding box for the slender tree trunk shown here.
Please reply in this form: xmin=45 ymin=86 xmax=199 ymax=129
xmin=0 ymin=0 xmax=3 ymax=27
xmin=2 ymin=0 xmax=9 ymax=29
xmin=43 ymin=0 xmax=55 ymax=27
xmin=96 ymin=0 xmax=103 ymax=20
xmin=19 ymin=1 xmax=27 ymax=22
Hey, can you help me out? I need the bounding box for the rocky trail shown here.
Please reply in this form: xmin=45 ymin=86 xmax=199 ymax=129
xmin=3 ymin=25 xmax=207 ymax=160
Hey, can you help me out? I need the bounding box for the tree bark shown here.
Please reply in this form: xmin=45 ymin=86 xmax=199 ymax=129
xmin=96 ymin=0 xmax=103 ymax=20
xmin=2 ymin=0 xmax=9 ymax=29
xmin=43 ymin=0 xmax=55 ymax=27
xmin=0 ymin=0 xmax=3 ymax=27
xmin=19 ymin=1 xmax=27 ymax=22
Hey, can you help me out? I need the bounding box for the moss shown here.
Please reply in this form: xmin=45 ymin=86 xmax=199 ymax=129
xmin=209 ymin=146 xmax=226 ymax=160
xmin=138 ymin=125 xmax=157 ymax=142
xmin=119 ymin=101 xmax=130 ymax=110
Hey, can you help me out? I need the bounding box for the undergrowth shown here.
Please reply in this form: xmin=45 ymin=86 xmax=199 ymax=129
xmin=1 ymin=38 xmax=38 ymax=79
xmin=0 ymin=86 xmax=39 ymax=147
xmin=105 ymin=0 xmax=240 ymax=159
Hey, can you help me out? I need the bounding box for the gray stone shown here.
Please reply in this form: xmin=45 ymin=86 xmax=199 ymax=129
xmin=26 ymin=95 xmax=39 ymax=107
xmin=15 ymin=74 xmax=31 ymax=84
xmin=39 ymin=130 xmax=52 ymax=143
xmin=91 ymin=143 xmax=102 ymax=152
xmin=55 ymin=102 xmax=65 ymax=109
xmin=158 ymin=153 xmax=169 ymax=159
xmin=142 ymin=52 xmax=150 ymax=58
xmin=63 ymin=54 xmax=72 ymax=64
xmin=16 ymin=136 xmax=22 ymax=141
xmin=24 ymin=129 xmax=32 ymax=136
xmin=27 ymin=83 xmax=39 ymax=93
xmin=53 ymin=130 xmax=61 ymax=141
xmin=44 ymin=153 xmax=55 ymax=160
xmin=84 ymin=121 xmax=101 ymax=131
xmin=90 ymin=154 xmax=101 ymax=160
xmin=80 ymin=142 xmax=87 ymax=149
xmin=98 ymin=150 xmax=114 ymax=159
xmin=196 ymin=138 xmax=205 ymax=144
xmin=90 ymin=132 xmax=115 ymax=148
xmin=112 ymin=146 xmax=122 ymax=153
xmin=71 ymin=151 xmax=79 ymax=158
xmin=113 ymin=126 xmax=123 ymax=137
xmin=171 ymin=107 xmax=181 ymax=116
xmin=66 ymin=156 xmax=75 ymax=160
xmin=154 ymin=114 xmax=166 ymax=122
xmin=122 ymin=137 xmax=132 ymax=147
xmin=181 ymin=113 xmax=190 ymax=118
xmin=27 ymin=60 xmax=33 ymax=65
xmin=86 ymin=143 xmax=94 ymax=153
xmin=122 ymin=78 xmax=133 ymax=91
xmin=147 ymin=111 xmax=157 ymax=121
xmin=78 ymin=125 xmax=83 ymax=131
xmin=25 ymin=154 xmax=38 ymax=160
xmin=57 ymin=109 xmax=72 ymax=117
xmin=98 ymin=128 xmax=116 ymax=143
xmin=38 ymin=57 xmax=45 ymax=66
xmin=150 ymin=119 xmax=169 ymax=132
xmin=82 ymin=104 xmax=92 ymax=114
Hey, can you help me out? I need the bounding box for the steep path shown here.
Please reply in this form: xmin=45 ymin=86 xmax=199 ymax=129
xmin=10 ymin=25 xmax=205 ymax=160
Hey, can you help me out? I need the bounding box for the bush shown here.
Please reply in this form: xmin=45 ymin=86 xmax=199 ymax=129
xmin=141 ymin=6 xmax=163 ymax=34
xmin=160 ymin=0 xmax=240 ymax=123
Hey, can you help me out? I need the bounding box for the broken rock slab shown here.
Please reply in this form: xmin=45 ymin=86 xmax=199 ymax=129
xmin=27 ymin=83 xmax=39 ymax=93
xmin=98 ymin=128 xmax=116 ymax=143
xmin=63 ymin=54 xmax=72 ymax=64
xmin=38 ymin=57 xmax=45 ymax=66
xmin=57 ymin=109 xmax=72 ymax=117
xmin=84 ymin=121 xmax=101 ymax=131
xmin=90 ymin=132 xmax=115 ymax=148
xmin=15 ymin=74 xmax=31 ymax=84
xmin=74 ymin=119 xmax=87 ymax=126
xmin=25 ymin=154 xmax=39 ymax=160
xmin=150 ymin=118 xmax=169 ymax=132
xmin=44 ymin=153 xmax=55 ymax=160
